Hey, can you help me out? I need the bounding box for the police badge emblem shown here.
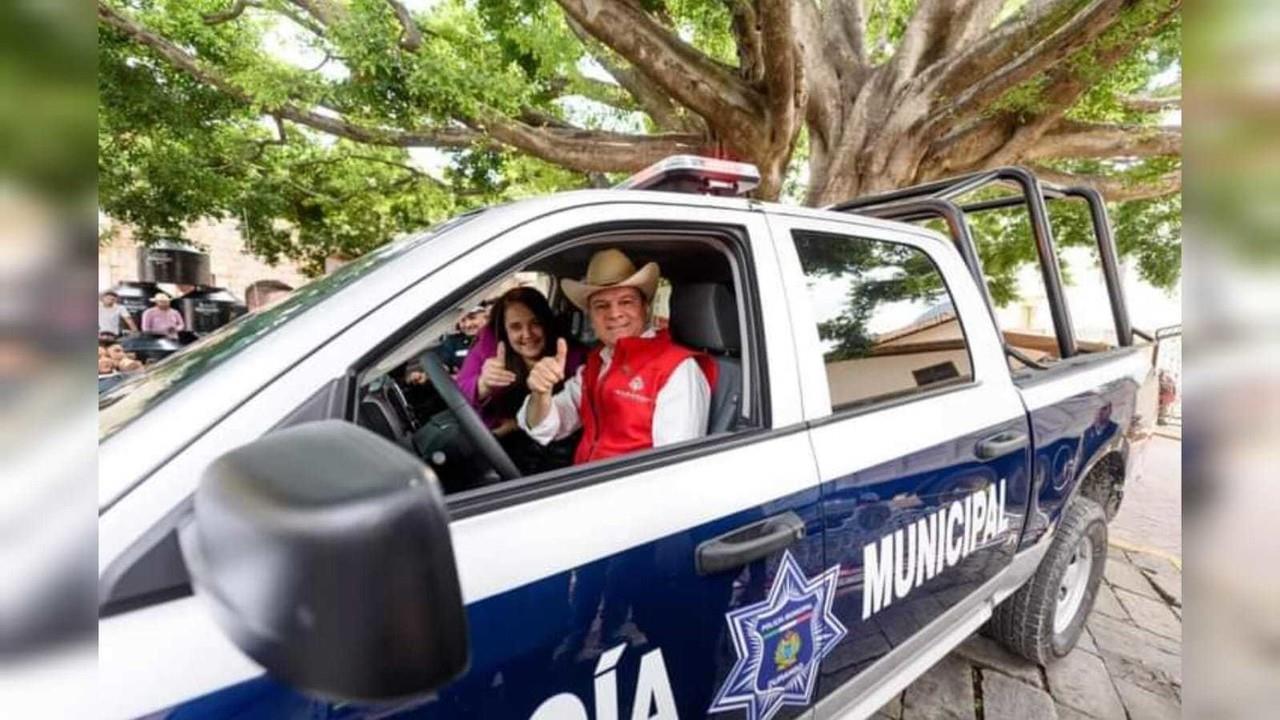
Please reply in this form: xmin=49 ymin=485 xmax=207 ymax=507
xmin=708 ymin=550 xmax=847 ymax=720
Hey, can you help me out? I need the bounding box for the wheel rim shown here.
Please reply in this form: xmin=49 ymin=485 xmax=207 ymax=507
xmin=1054 ymin=535 xmax=1093 ymax=635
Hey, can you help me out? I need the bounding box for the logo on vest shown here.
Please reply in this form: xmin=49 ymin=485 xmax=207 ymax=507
xmin=629 ymin=376 xmax=645 ymax=392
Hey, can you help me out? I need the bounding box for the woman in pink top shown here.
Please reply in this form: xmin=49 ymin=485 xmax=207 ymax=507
xmin=453 ymin=287 xmax=585 ymax=473
xmin=141 ymin=293 xmax=185 ymax=337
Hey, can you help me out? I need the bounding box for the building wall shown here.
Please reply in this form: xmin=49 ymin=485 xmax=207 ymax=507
xmin=99 ymin=218 xmax=312 ymax=302
xmin=825 ymin=348 xmax=971 ymax=404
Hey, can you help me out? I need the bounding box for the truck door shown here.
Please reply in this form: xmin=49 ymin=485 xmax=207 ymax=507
xmin=766 ymin=212 xmax=1033 ymax=717
xmin=119 ymin=201 xmax=834 ymax=720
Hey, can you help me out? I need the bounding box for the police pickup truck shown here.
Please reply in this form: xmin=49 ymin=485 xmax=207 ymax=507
xmin=99 ymin=157 xmax=1161 ymax=720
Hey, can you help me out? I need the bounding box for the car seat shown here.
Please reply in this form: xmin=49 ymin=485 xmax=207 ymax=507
xmin=669 ymin=283 xmax=743 ymax=434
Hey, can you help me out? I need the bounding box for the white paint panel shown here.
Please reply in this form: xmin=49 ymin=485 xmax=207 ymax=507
xmin=806 ymin=383 xmax=1023 ymax=481
xmin=1019 ymin=349 xmax=1151 ymax=411
xmin=452 ymin=430 xmax=817 ymax=603
xmin=98 ymin=596 xmax=262 ymax=719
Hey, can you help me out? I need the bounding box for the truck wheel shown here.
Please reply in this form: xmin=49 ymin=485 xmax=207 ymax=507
xmin=989 ymin=497 xmax=1107 ymax=664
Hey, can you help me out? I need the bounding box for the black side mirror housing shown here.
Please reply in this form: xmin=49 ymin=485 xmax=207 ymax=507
xmin=180 ymin=420 xmax=468 ymax=701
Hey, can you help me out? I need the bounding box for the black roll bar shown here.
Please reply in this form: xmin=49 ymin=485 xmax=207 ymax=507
xmin=854 ymin=199 xmax=989 ymax=303
xmin=1064 ymin=187 xmax=1133 ymax=347
xmin=829 ymin=166 xmax=1140 ymax=357
xmin=856 ymin=198 xmax=1050 ymax=370
xmin=951 ymin=187 xmax=1133 ymax=347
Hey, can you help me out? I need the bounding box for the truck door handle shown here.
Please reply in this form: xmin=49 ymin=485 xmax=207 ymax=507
xmin=695 ymin=511 xmax=806 ymax=576
xmin=975 ymin=430 xmax=1029 ymax=459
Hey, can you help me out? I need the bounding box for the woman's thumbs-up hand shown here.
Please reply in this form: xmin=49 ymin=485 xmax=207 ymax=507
xmin=477 ymin=341 xmax=517 ymax=399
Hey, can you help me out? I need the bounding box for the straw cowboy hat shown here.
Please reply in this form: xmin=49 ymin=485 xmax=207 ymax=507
xmin=561 ymin=248 xmax=660 ymax=311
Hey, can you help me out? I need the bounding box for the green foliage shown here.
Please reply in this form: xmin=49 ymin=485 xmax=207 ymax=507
xmin=97 ymin=0 xmax=1182 ymax=293
xmin=1 ymin=1 xmax=95 ymax=201
xmin=865 ymin=0 xmax=918 ymax=65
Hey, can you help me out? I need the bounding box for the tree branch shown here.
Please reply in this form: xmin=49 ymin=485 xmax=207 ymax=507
xmin=554 ymin=0 xmax=760 ymax=132
xmin=1121 ymin=95 xmax=1181 ymax=113
xmin=568 ymin=76 xmax=639 ymax=112
xmin=1024 ymin=120 xmax=1181 ymax=160
xmin=203 ymin=0 xmax=256 ymax=25
xmin=821 ymin=0 xmax=867 ymax=73
xmin=478 ymin=115 xmax=705 ymax=173
xmin=888 ymin=0 xmax=954 ymax=86
xmin=757 ymin=0 xmax=800 ymax=127
xmin=99 ymin=1 xmax=481 ymax=149
xmin=562 ymin=15 xmax=701 ymax=134
xmin=282 ymin=0 xmax=346 ymax=28
xmin=1026 ymin=164 xmax=1181 ymax=201
xmin=725 ymin=0 xmax=764 ymax=85
xmin=892 ymin=0 xmax=1006 ymax=81
xmin=981 ymin=0 xmax=1184 ymax=166
xmin=264 ymin=0 xmax=328 ymax=37
xmin=928 ymin=0 xmax=1129 ymax=127
xmin=290 ymin=154 xmax=442 ymax=184
xmin=385 ymin=0 xmax=422 ymax=52
xmin=921 ymin=0 xmax=1182 ymax=176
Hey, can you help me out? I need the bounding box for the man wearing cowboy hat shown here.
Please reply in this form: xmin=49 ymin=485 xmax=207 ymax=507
xmin=518 ymin=248 xmax=717 ymax=465
xmin=140 ymin=292 xmax=185 ymax=338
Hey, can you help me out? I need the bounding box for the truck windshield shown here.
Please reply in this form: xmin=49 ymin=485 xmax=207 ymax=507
xmin=98 ymin=211 xmax=484 ymax=441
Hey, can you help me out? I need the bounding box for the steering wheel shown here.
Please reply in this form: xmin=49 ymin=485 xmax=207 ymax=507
xmin=418 ymin=351 xmax=522 ymax=482
xmin=384 ymin=376 xmax=418 ymax=432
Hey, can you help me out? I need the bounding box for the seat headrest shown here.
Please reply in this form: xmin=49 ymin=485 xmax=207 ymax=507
xmin=669 ymin=283 xmax=740 ymax=353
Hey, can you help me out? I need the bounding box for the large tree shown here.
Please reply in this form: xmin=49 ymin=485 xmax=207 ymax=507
xmin=98 ymin=0 xmax=1181 ymax=282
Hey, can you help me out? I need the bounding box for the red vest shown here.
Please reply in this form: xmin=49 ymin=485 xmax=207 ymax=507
xmin=574 ymin=330 xmax=718 ymax=465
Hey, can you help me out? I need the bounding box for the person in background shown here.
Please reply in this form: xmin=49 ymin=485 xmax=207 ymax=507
xmin=98 ymin=290 xmax=137 ymax=337
xmin=141 ymin=293 xmax=184 ymax=338
xmin=245 ymin=279 xmax=294 ymax=313
xmin=433 ymin=302 xmax=490 ymax=374
xmin=105 ymin=343 xmax=126 ymax=366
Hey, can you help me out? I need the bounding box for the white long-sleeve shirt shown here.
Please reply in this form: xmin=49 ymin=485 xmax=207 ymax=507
xmin=517 ymin=331 xmax=711 ymax=448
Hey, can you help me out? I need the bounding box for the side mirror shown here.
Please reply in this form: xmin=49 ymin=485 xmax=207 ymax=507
xmin=180 ymin=420 xmax=468 ymax=702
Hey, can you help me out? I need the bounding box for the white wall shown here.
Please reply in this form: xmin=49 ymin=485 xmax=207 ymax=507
xmin=825 ymin=349 xmax=971 ymax=405
xmin=992 ymin=246 xmax=1182 ymax=343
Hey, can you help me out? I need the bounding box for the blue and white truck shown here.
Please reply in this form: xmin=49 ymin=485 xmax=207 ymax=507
xmin=99 ymin=158 xmax=1163 ymax=719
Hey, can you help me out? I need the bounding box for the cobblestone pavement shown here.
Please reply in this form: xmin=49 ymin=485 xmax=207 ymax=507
xmin=876 ymin=434 xmax=1183 ymax=720
xmin=873 ymin=547 xmax=1182 ymax=720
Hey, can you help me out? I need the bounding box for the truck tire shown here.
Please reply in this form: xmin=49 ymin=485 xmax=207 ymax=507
xmin=989 ymin=497 xmax=1107 ymax=664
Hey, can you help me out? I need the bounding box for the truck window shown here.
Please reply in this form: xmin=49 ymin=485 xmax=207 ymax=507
xmin=353 ymin=227 xmax=761 ymax=497
xmin=792 ymin=231 xmax=974 ymax=410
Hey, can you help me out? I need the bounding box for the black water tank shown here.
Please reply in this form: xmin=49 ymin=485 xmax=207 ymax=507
xmin=175 ymin=287 xmax=247 ymax=335
xmin=108 ymin=281 xmax=162 ymax=331
xmin=138 ymin=240 xmax=212 ymax=286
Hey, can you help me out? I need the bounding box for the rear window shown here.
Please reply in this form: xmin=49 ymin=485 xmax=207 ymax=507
xmin=792 ymin=230 xmax=974 ymax=411
xmin=98 ymin=212 xmax=483 ymax=440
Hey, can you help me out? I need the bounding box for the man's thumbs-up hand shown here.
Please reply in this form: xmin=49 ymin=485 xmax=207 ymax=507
xmin=554 ymin=338 xmax=567 ymax=370
xmin=528 ymin=338 xmax=568 ymax=395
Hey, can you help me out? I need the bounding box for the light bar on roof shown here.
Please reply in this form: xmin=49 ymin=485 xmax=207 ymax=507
xmin=615 ymin=155 xmax=761 ymax=197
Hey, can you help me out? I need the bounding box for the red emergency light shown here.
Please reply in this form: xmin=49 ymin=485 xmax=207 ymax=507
xmin=615 ymin=155 xmax=760 ymax=196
